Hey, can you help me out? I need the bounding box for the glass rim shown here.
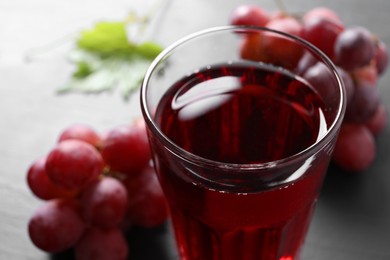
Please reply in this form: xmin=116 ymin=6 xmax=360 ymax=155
xmin=141 ymin=25 xmax=346 ymax=171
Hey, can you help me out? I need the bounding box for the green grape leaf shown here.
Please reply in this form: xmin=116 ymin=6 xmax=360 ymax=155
xmin=77 ymin=21 xmax=134 ymax=55
xmin=135 ymin=41 xmax=164 ymax=59
xmin=60 ymin=20 xmax=163 ymax=99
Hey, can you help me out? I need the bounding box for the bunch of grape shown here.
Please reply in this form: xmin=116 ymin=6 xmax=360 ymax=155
xmin=229 ymin=5 xmax=389 ymax=172
xmin=26 ymin=120 xmax=168 ymax=259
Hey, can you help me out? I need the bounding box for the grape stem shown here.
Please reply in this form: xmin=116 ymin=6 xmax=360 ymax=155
xmin=101 ymin=166 xmax=127 ymax=181
xmin=274 ymin=0 xmax=287 ymax=13
xmin=127 ymin=0 xmax=172 ymax=44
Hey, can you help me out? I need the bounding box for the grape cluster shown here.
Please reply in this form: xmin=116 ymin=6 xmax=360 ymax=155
xmin=27 ymin=120 xmax=168 ymax=259
xmin=230 ymin=5 xmax=389 ymax=172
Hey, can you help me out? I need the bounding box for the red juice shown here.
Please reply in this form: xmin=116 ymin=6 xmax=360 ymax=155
xmin=150 ymin=61 xmax=332 ymax=260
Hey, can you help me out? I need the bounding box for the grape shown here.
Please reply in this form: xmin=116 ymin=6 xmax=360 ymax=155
xmin=303 ymin=6 xmax=342 ymax=24
xmin=295 ymin=51 xmax=318 ymax=75
xmin=229 ymin=5 xmax=270 ymax=27
xmin=365 ymin=104 xmax=388 ymax=136
xmin=122 ymin=163 xmax=155 ymax=204
xmin=28 ymin=199 xmax=85 ymax=253
xmin=58 ymin=124 xmax=102 ymax=148
xmin=336 ymin=67 xmax=355 ymax=106
xmin=46 ymin=140 xmax=103 ymax=190
xmin=303 ymin=62 xmax=334 ymax=103
xmin=125 ymin=166 xmax=168 ymax=228
xmin=264 ymin=15 xmax=303 ymax=41
xmin=80 ymin=176 xmax=128 ymax=228
xmin=345 ymin=81 xmax=380 ymax=123
xmin=332 ymin=123 xmax=376 ymax=172
xmin=352 ymin=64 xmax=378 ymax=87
xmin=334 ymin=27 xmax=376 ymax=70
xmin=27 ymin=157 xmax=76 ymax=200
xmin=101 ymin=120 xmax=151 ymax=176
xmin=263 ymin=16 xmax=304 ymax=68
xmin=240 ymin=34 xmax=266 ymax=62
xmin=302 ymin=16 xmax=344 ymax=60
xmin=374 ymin=40 xmax=389 ymax=75
xmin=74 ymin=227 xmax=128 ymax=260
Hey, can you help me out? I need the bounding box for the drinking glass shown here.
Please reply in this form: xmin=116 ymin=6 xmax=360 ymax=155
xmin=140 ymin=26 xmax=345 ymax=260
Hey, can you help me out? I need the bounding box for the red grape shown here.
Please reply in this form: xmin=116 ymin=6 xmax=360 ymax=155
xmin=239 ymin=34 xmax=266 ymax=62
xmin=334 ymin=27 xmax=376 ymax=70
xmin=295 ymin=51 xmax=318 ymax=75
xmin=80 ymin=176 xmax=128 ymax=228
xmin=125 ymin=166 xmax=168 ymax=228
xmin=302 ymin=16 xmax=344 ymax=60
xmin=263 ymin=16 xmax=304 ymax=68
xmin=374 ymin=40 xmax=389 ymax=75
xmin=303 ymin=62 xmax=334 ymax=103
xmin=229 ymin=5 xmax=270 ymax=27
xmin=58 ymin=124 xmax=102 ymax=148
xmin=365 ymin=104 xmax=388 ymax=136
xmin=352 ymin=63 xmax=378 ymax=87
xmin=27 ymin=157 xmax=76 ymax=200
xmin=46 ymin=140 xmax=103 ymax=190
xmin=303 ymin=6 xmax=342 ymax=24
xmin=345 ymin=81 xmax=380 ymax=123
xmin=265 ymin=16 xmax=302 ymax=37
xmin=101 ymin=120 xmax=151 ymax=176
xmin=123 ymin=164 xmax=154 ymax=195
xmin=74 ymin=227 xmax=128 ymax=260
xmin=28 ymin=199 xmax=85 ymax=253
xmin=332 ymin=123 xmax=376 ymax=172
xmin=120 ymin=164 xmax=156 ymax=230
xmin=336 ymin=67 xmax=355 ymax=106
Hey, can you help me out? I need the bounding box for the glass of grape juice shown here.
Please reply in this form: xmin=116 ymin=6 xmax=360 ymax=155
xmin=140 ymin=26 xmax=346 ymax=260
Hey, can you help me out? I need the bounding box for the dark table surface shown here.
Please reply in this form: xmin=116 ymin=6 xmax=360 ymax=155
xmin=1 ymin=0 xmax=390 ymax=259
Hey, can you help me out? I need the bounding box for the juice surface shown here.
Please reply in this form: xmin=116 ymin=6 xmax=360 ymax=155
xmin=156 ymin=61 xmax=327 ymax=165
